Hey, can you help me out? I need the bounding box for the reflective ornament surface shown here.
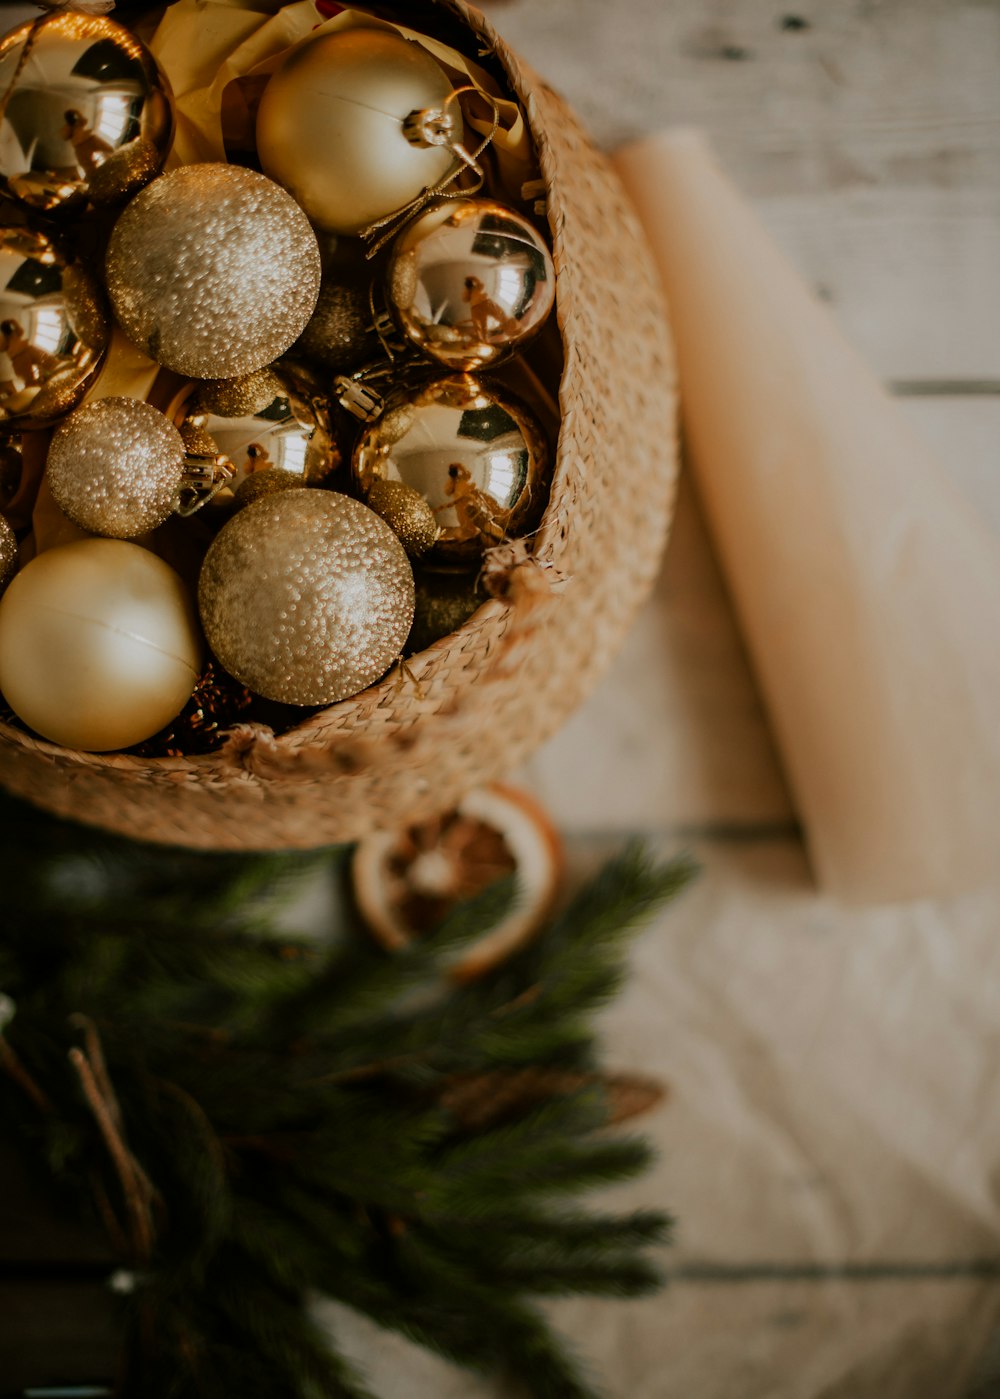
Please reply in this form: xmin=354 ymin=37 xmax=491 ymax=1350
xmin=0 ymin=13 xmax=173 ymax=213
xmin=256 ymin=29 xmax=458 ymax=236
xmin=0 ymin=537 xmax=201 ymax=750
xmin=0 ymin=514 xmax=17 ymax=594
xmin=199 ymin=490 xmax=415 ymax=706
xmin=47 ymin=396 xmax=184 ymax=538
xmin=353 ymin=375 xmax=549 ymax=563
xmin=387 ymin=200 xmax=555 ymax=370
xmin=105 ymin=163 xmax=320 ymax=378
xmin=0 ymin=226 xmax=108 ymax=426
xmin=179 ymin=362 xmax=339 ymax=501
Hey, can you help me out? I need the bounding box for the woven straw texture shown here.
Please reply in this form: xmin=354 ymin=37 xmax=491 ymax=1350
xmin=0 ymin=0 xmax=678 ymax=850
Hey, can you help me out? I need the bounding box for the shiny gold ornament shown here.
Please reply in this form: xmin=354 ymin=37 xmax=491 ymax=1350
xmin=255 ymin=29 xmax=459 ymax=236
xmin=387 ymin=200 xmax=556 ymax=371
xmin=46 ymin=396 xmax=184 ymax=538
xmin=179 ymin=362 xmax=339 ymax=500
xmin=367 ymin=477 xmax=438 ymax=558
xmin=233 ymin=466 xmax=304 ymax=511
xmin=407 ymin=567 xmax=485 ymax=654
xmin=0 ymin=515 xmax=17 ymax=594
xmin=353 ymin=375 xmax=549 ymax=563
xmin=0 ymin=226 xmax=108 ymax=426
xmin=0 ymin=13 xmax=173 ymax=214
xmin=0 ymin=537 xmax=201 ymax=751
xmin=198 ymin=490 xmax=415 ymax=706
xmin=105 ymin=163 xmax=321 ymax=378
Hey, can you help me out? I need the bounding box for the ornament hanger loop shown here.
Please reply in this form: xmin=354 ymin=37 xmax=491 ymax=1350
xmin=361 ymin=87 xmax=501 ymax=258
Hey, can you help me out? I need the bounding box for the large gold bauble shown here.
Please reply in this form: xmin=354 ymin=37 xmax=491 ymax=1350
xmin=0 ymin=13 xmax=174 ymax=214
xmin=0 ymin=537 xmax=201 ymax=751
xmin=179 ymin=362 xmax=339 ymax=500
xmin=387 ymin=200 xmax=556 ymax=371
xmin=353 ymin=375 xmax=549 ymax=563
xmin=47 ymin=396 xmax=185 ymax=538
xmin=256 ymin=29 xmax=459 ymax=236
xmin=0 ymin=227 xmax=108 ymax=427
xmin=198 ymin=490 xmax=415 ymax=706
xmin=105 ymin=164 xmax=321 ymax=378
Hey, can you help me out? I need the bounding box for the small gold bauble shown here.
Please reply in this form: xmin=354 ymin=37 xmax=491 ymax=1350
xmin=233 ymin=466 xmax=304 ymax=511
xmin=256 ymin=29 xmax=459 ymax=236
xmin=0 ymin=227 xmax=108 ymax=427
xmin=387 ymin=199 xmax=556 ymax=371
xmin=105 ymin=164 xmax=321 ymax=378
xmin=46 ymin=396 xmax=184 ymax=538
xmin=0 ymin=515 xmax=17 ymax=594
xmin=294 ymin=277 xmax=378 ymax=373
xmin=179 ymin=362 xmax=339 ymax=499
xmin=0 ymin=537 xmax=201 ymax=751
xmin=0 ymin=13 xmax=174 ymax=214
xmin=407 ymin=566 xmax=485 ymax=654
xmin=366 ymin=477 xmax=439 ymax=558
xmin=353 ymin=375 xmax=549 ymax=563
xmin=199 ymin=490 xmax=415 ymax=706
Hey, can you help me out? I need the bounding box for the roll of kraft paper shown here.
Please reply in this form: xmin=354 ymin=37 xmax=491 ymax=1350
xmin=614 ymin=129 xmax=1000 ymax=903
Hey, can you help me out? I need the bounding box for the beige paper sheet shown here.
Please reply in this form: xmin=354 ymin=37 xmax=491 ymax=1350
xmin=613 ymin=130 xmax=1000 ymax=903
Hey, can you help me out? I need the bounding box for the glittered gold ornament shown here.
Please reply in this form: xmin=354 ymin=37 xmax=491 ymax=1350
xmin=353 ymin=375 xmax=549 ymax=563
xmin=367 ymin=477 xmax=438 ymax=558
xmin=46 ymin=396 xmax=184 ymax=538
xmin=255 ymin=29 xmax=459 ymax=236
xmin=0 ymin=537 xmax=201 ymax=750
xmin=178 ymin=362 xmax=339 ymax=500
xmin=0 ymin=515 xmax=17 ymax=594
xmin=0 ymin=226 xmax=108 ymax=426
xmin=199 ymin=490 xmax=415 ymax=706
xmin=294 ymin=277 xmax=378 ymax=373
xmin=233 ymin=466 xmax=304 ymax=510
xmin=387 ymin=199 xmax=555 ymax=371
xmin=0 ymin=13 xmax=174 ymax=214
xmin=105 ymin=163 xmax=321 ymax=378
xmin=407 ymin=566 xmax=485 ymax=654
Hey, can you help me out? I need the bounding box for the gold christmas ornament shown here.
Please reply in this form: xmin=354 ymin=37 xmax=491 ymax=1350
xmin=233 ymin=466 xmax=304 ymax=510
xmin=0 ymin=227 xmax=108 ymax=426
xmin=0 ymin=515 xmax=17 ymax=594
xmin=199 ymin=490 xmax=415 ymax=706
xmin=0 ymin=13 xmax=174 ymax=214
xmin=179 ymin=362 xmax=339 ymax=499
xmin=353 ymin=375 xmax=549 ymax=563
xmin=105 ymin=163 xmax=321 ymax=378
xmin=387 ymin=199 xmax=556 ymax=370
xmin=46 ymin=396 xmax=184 ymax=538
xmin=407 ymin=566 xmax=485 ymax=654
xmin=255 ymin=28 xmax=459 ymax=236
xmin=0 ymin=537 xmax=201 ymax=751
xmin=366 ymin=477 xmax=439 ymax=558
xmin=294 ymin=277 xmax=378 ymax=373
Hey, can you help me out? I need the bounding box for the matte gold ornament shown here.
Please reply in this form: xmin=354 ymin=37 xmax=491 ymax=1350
xmin=255 ymin=28 xmax=459 ymax=236
xmin=105 ymin=164 xmax=321 ymax=378
xmin=46 ymin=396 xmax=184 ymax=538
xmin=199 ymin=490 xmax=415 ymax=706
xmin=0 ymin=226 xmax=108 ymax=426
xmin=0 ymin=537 xmax=201 ymax=750
xmin=366 ymin=477 xmax=438 ymax=558
xmin=387 ymin=200 xmax=556 ymax=370
xmin=353 ymin=375 xmax=549 ymax=563
xmin=179 ymin=362 xmax=339 ymax=500
xmin=233 ymin=466 xmax=303 ymax=511
xmin=0 ymin=13 xmax=174 ymax=213
xmin=0 ymin=515 xmax=17 ymax=594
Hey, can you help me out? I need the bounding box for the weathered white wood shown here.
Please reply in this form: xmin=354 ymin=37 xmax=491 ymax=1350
xmin=522 ymin=398 xmax=1000 ymax=835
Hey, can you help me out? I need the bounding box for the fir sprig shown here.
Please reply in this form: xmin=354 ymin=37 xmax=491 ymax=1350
xmin=0 ymin=791 xmax=694 ymax=1398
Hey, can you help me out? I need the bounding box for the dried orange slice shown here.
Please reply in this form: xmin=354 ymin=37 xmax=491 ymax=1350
xmin=351 ymin=784 xmax=563 ymax=981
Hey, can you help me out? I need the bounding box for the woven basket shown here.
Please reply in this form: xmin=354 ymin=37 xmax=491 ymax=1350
xmin=0 ymin=0 xmax=677 ymax=850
